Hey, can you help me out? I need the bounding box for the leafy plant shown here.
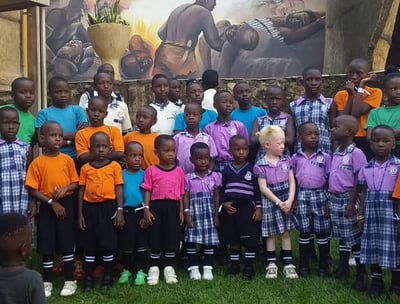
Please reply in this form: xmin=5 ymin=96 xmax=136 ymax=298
xmin=88 ymin=0 xmax=129 ymax=26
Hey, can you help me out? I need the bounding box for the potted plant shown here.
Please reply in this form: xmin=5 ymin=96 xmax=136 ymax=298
xmin=87 ymin=0 xmax=131 ymax=80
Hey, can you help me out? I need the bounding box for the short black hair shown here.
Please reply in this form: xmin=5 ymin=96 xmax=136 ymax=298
xmin=371 ymin=125 xmax=395 ymax=139
xmin=190 ymin=142 xmax=209 ymax=156
xmin=0 ymin=106 xmax=18 ymax=120
xmin=97 ymin=63 xmax=114 ymax=74
xmin=138 ymin=105 xmax=157 ymax=118
xmin=213 ymin=89 xmax=232 ymax=103
xmin=93 ymin=71 xmax=113 ymax=84
xmin=89 ymin=131 xmax=110 ymax=147
xmin=154 ymin=134 xmax=174 ymax=149
xmin=48 ymin=76 xmax=68 ymax=91
xmin=302 ymin=66 xmax=321 ymax=78
xmin=11 ymin=77 xmax=33 ymax=93
xmin=201 ymin=69 xmax=219 ymax=88
xmin=184 ymin=102 xmax=202 ymax=113
xmin=298 ymin=121 xmax=317 ymax=134
xmin=151 ymin=74 xmax=169 ymax=86
xmin=266 ymin=84 xmax=284 ymax=95
xmin=233 ymin=81 xmax=250 ymax=93
xmin=382 ymin=66 xmax=400 ymax=87
xmin=40 ymin=121 xmax=62 ymax=135
xmin=88 ymin=96 xmax=108 ymax=108
xmin=124 ymin=141 xmax=144 ymax=153
xmin=229 ymin=134 xmax=248 ymax=148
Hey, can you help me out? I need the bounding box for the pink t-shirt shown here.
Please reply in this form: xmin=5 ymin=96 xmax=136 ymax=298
xmin=141 ymin=165 xmax=185 ymax=201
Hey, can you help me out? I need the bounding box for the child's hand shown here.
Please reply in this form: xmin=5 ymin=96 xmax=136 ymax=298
xmin=28 ymin=200 xmax=37 ymax=217
xmin=357 ymin=218 xmax=364 ymax=233
xmin=345 ymin=203 xmax=355 ymax=218
xmin=213 ymin=214 xmax=220 ymax=228
xmin=345 ymin=80 xmax=356 ymax=95
xmin=51 ymin=201 xmax=66 ymax=219
xmin=52 ymin=187 xmax=68 ymax=201
xmin=184 ymin=213 xmax=193 ymax=228
xmin=144 ymin=208 xmax=155 ymax=225
xmin=223 ymin=201 xmax=237 ymax=215
xmin=114 ymin=211 xmax=125 ymax=229
xmin=78 ymin=214 xmax=86 ymax=230
xmin=253 ymin=208 xmax=262 ymax=222
xmin=323 ymin=205 xmax=330 ymax=219
xmin=360 ymin=73 xmax=377 ymax=85
xmin=77 ymin=122 xmax=87 ymax=130
xmin=139 ymin=217 xmax=150 ymax=229
xmin=179 ymin=211 xmax=184 ymax=226
xmin=292 ymin=200 xmax=298 ymax=213
xmin=279 ymin=200 xmax=292 ymax=214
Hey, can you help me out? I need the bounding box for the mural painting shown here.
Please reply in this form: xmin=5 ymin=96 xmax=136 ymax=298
xmin=45 ymin=0 xmax=327 ymax=80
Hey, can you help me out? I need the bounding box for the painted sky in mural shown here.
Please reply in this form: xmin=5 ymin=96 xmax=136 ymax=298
xmin=45 ymin=0 xmax=327 ymax=80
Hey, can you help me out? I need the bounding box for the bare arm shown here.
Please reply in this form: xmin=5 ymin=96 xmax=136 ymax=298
xmin=200 ymin=11 xmax=225 ymax=51
xmin=279 ymin=16 xmax=325 ymax=44
xmin=285 ymin=114 xmax=295 ymax=149
xmin=258 ymin=177 xmax=281 ymax=204
xmin=250 ymin=118 xmax=260 ymax=145
xmin=77 ymin=186 xmax=85 ymax=230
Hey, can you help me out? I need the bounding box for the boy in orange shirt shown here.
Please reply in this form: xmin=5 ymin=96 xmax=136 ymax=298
xmin=75 ymin=96 xmax=124 ymax=165
xmin=123 ymin=105 xmax=159 ymax=169
xmin=25 ymin=121 xmax=79 ymax=298
xmin=334 ymin=58 xmax=382 ymax=159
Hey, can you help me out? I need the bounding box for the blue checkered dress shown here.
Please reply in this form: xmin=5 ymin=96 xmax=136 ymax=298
xmin=261 ymin=180 xmax=297 ymax=237
xmin=184 ymin=192 xmax=219 ymax=246
xmin=0 ymin=140 xmax=30 ymax=215
xmin=361 ymin=190 xmax=400 ymax=269
xmin=296 ymin=187 xmax=331 ymax=234
xmin=329 ymin=192 xmax=360 ymax=247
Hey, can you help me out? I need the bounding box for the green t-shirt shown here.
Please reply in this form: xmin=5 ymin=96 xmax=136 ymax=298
xmin=0 ymin=104 xmax=36 ymax=145
xmin=365 ymin=104 xmax=400 ymax=144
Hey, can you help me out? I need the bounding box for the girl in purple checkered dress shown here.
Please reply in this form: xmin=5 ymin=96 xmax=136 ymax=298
xmin=183 ymin=142 xmax=221 ymax=281
xmin=254 ymin=125 xmax=298 ymax=279
xmin=358 ymin=125 xmax=400 ymax=298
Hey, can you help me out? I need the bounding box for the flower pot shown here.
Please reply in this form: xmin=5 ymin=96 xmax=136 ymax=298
xmin=87 ymin=23 xmax=131 ymax=80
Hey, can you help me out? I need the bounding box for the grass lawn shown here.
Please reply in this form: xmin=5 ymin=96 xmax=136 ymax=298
xmin=27 ymin=232 xmax=399 ymax=304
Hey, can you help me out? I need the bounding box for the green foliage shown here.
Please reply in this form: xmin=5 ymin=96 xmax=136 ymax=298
xmin=87 ymin=0 xmax=129 ymax=26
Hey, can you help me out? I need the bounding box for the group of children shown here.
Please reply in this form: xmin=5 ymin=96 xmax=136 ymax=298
xmin=0 ymin=59 xmax=400 ymax=301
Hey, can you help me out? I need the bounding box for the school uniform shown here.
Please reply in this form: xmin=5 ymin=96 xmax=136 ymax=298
xmin=150 ymin=101 xmax=182 ymax=135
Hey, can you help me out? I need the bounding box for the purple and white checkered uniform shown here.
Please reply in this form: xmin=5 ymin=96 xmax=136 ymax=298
xmin=254 ymin=156 xmax=297 ymax=237
xmin=0 ymin=139 xmax=30 ymax=215
xmin=359 ymin=157 xmax=400 ymax=269
xmin=290 ymin=95 xmax=332 ymax=154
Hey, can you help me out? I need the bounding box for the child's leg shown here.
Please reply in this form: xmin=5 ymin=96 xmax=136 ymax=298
xmin=391 ymin=267 xmax=400 ymax=294
xmin=315 ymin=233 xmax=330 ymax=276
xmin=118 ymin=251 xmax=133 ymax=284
xmin=352 ymin=242 xmax=367 ymax=291
xmin=186 ymin=242 xmax=200 ymax=280
xmin=242 ymin=246 xmax=256 ymax=280
xmin=368 ymin=264 xmax=384 ymax=299
xmin=281 ymin=231 xmax=293 ymax=266
xmin=62 ymin=253 xmax=74 ymax=281
xmin=265 ymin=236 xmax=278 ymax=279
xmin=202 ymin=245 xmax=215 ymax=280
xmin=226 ymin=244 xmax=241 ymax=275
xmin=335 ymin=240 xmax=351 ymax=278
xmin=42 ymin=254 xmax=54 ymax=283
xmin=299 ymin=232 xmax=310 ymax=275
xmin=100 ymin=250 xmax=114 ymax=289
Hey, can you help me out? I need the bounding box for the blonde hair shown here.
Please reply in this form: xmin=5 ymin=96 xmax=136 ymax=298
xmin=257 ymin=125 xmax=284 ymax=146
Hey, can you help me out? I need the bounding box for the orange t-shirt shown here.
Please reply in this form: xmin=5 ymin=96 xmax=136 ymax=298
xmin=75 ymin=125 xmax=124 ymax=157
xmin=123 ymin=131 xmax=159 ymax=169
xmin=25 ymin=153 xmax=79 ymax=197
xmin=393 ymin=175 xmax=400 ymax=199
xmin=79 ymin=161 xmax=123 ymax=203
xmin=334 ymin=86 xmax=382 ymax=137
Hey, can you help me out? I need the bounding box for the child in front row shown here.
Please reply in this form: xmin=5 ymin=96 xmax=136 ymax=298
xmin=142 ymin=135 xmax=185 ymax=285
xmin=78 ymin=132 xmax=125 ymax=291
xmin=25 ymin=121 xmax=79 ymax=297
xmin=359 ymin=125 xmax=400 ymax=298
xmin=291 ymin=122 xmax=331 ymax=277
xmin=184 ymin=142 xmax=221 ymax=280
xmin=254 ymin=126 xmax=298 ymax=279
xmin=220 ymin=135 xmax=261 ymax=280
xmin=329 ymin=115 xmax=367 ymax=291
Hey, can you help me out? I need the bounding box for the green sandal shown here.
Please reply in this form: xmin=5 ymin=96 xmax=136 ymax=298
xmin=118 ymin=269 xmax=132 ymax=284
xmin=134 ymin=270 xmax=147 ymax=286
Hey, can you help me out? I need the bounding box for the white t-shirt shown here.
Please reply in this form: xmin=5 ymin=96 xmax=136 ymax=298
xmin=202 ymin=88 xmax=217 ymax=112
xmin=150 ymin=101 xmax=183 ymax=135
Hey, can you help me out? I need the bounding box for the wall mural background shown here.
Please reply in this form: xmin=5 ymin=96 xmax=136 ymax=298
xmin=45 ymin=0 xmax=327 ymax=81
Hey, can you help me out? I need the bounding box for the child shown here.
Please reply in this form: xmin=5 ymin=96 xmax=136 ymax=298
xmin=0 ymin=77 xmax=36 ymax=145
xmin=118 ymin=142 xmax=148 ymax=286
xmin=173 ymin=81 xmax=217 ymax=133
xmin=80 ymin=72 xmax=132 ymax=135
xmin=0 ymin=213 xmax=46 ymax=303
xmin=124 ymin=105 xmax=159 ymax=169
xmin=329 ymin=115 xmax=367 ymax=290
xmin=75 ymin=96 xmax=124 ymax=165
xmin=290 ymin=66 xmax=335 ymax=154
xmin=220 ymin=135 xmax=262 ymax=280
xmin=204 ymin=90 xmax=248 ymax=172
xmin=201 ymin=69 xmax=218 ymax=112
xmin=0 ymin=106 xmax=31 ymax=215
xmin=335 ymin=58 xmax=382 ymax=159
xmin=359 ymin=125 xmax=400 ymax=298
xmin=168 ymin=78 xmax=184 ymax=108
xmin=291 ymin=122 xmax=331 ymax=277
xmin=366 ymin=69 xmax=400 ymax=157
xmin=150 ymin=74 xmax=183 ymax=135
xmin=25 ymin=121 xmax=79 ymax=297
xmin=142 ymin=135 xmax=185 ymax=285
xmin=253 ymin=126 xmax=298 ymax=279
xmin=251 ymin=85 xmax=295 ymax=159
xmin=35 ymin=76 xmax=88 ymax=161
xmin=174 ymin=102 xmax=217 ymax=173
xmin=184 ymin=142 xmax=221 ymax=280
xmin=78 ymin=131 xmax=125 ymax=291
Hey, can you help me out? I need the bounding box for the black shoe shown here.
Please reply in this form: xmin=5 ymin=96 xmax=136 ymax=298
xmin=368 ymin=281 xmax=384 ymax=299
xmin=299 ymin=265 xmax=311 ymax=277
xmin=101 ymin=275 xmax=113 ymax=289
xmin=318 ymin=266 xmax=331 ymax=278
xmin=84 ymin=276 xmax=93 ymax=292
xmin=354 ymin=273 xmax=367 ymax=292
xmin=334 ymin=267 xmax=349 ymax=279
xmin=242 ymin=266 xmax=254 ymax=280
xmin=226 ymin=264 xmax=240 ymax=276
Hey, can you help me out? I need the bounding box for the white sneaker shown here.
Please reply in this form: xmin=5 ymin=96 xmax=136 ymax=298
xmin=188 ymin=266 xmax=201 ymax=280
xmin=265 ymin=262 xmax=278 ymax=279
xmin=283 ymin=264 xmax=299 ymax=279
xmin=163 ymin=266 xmax=178 ymax=284
xmin=43 ymin=282 xmax=53 ymax=297
xmin=147 ymin=266 xmax=160 ymax=286
xmin=202 ymin=266 xmax=214 ymax=281
xmin=348 ymin=256 xmax=356 ymax=266
xmin=60 ymin=280 xmax=77 ymax=296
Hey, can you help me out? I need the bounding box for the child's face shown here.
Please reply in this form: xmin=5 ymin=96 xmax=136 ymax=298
xmin=184 ymin=104 xmax=202 ymax=129
xmin=151 ymin=77 xmax=169 ymax=102
xmin=0 ymin=110 xmax=20 ymax=141
xmin=87 ymin=99 xmax=108 ymax=127
xmin=384 ymin=77 xmax=400 ymax=106
xmin=229 ymin=138 xmax=249 ymax=164
xmin=299 ymin=123 xmax=319 ymax=151
xmin=190 ymin=148 xmax=210 ymax=172
xmin=265 ymin=87 xmax=284 ymax=113
xmin=125 ymin=143 xmax=144 ymax=171
xmin=94 ymin=73 xmax=113 ymax=99
xmin=369 ymin=128 xmax=395 ymax=160
xmin=12 ymin=80 xmax=35 ymax=111
xmin=41 ymin=123 xmax=63 ymax=151
xmin=234 ymin=83 xmax=252 ymax=109
xmin=347 ymin=62 xmax=368 ymax=87
xmin=265 ymin=132 xmax=285 ymax=157
xmin=214 ymin=92 xmax=234 ymax=116
xmin=136 ymin=108 xmax=156 ymax=133
xmin=90 ymin=134 xmax=111 ymax=161
xmin=303 ymin=69 xmax=322 ymax=96
xmin=186 ymin=83 xmax=204 ymax=104
xmin=49 ymin=80 xmax=70 ymax=108
xmin=155 ymin=139 xmax=176 ymax=166
xmin=168 ymin=80 xmax=181 ymax=102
